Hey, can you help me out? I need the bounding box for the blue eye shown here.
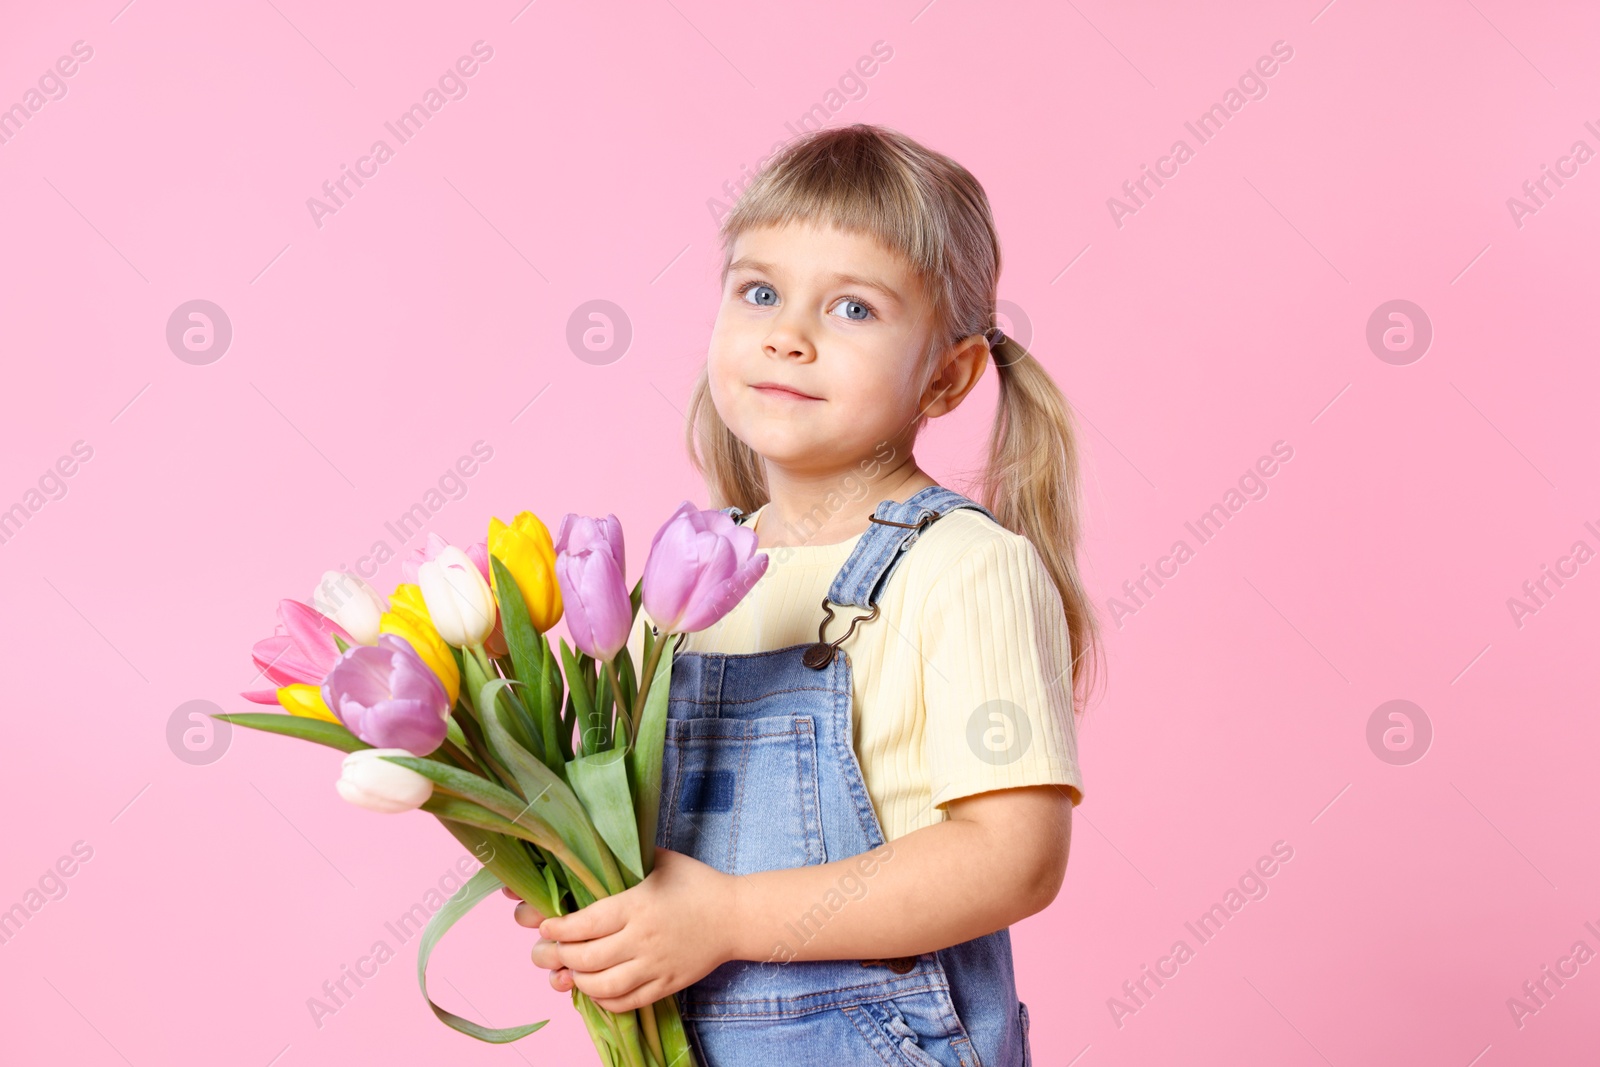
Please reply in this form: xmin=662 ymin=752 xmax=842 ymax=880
xmin=831 ymin=297 xmax=875 ymax=321
xmin=733 ymin=280 xmax=878 ymax=321
xmin=739 ymin=282 xmax=778 ymax=307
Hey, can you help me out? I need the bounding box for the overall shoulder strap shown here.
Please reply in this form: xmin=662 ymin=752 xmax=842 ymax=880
xmin=826 ymin=486 xmax=997 ymax=610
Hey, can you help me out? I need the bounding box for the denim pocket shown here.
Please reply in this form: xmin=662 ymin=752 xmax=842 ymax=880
xmin=659 ymin=715 xmax=825 ymax=875
xmin=842 ymin=995 xmax=978 ymax=1067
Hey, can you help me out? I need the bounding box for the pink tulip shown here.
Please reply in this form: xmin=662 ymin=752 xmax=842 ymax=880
xmin=554 ymin=513 xmax=631 ymax=661
xmin=242 ymin=600 xmax=353 ymax=704
xmin=463 ymin=541 xmax=493 ymax=585
xmin=321 ymin=634 xmax=451 ymax=755
xmin=642 ymin=501 xmax=769 ymax=634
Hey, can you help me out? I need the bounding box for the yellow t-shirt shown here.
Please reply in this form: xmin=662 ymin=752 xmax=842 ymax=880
xmin=627 ymin=502 xmax=1084 ymax=842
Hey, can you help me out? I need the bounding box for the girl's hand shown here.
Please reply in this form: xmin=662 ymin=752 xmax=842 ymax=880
xmin=504 ymin=886 xmax=576 ymax=993
xmin=518 ymin=847 xmax=742 ymax=1013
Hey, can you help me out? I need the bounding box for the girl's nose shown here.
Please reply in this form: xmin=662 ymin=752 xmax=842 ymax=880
xmin=764 ymin=337 xmax=816 ymax=362
xmin=762 ymin=315 xmax=817 ymax=361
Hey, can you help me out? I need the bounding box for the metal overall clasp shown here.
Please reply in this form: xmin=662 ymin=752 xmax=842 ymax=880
xmin=799 ymin=508 xmax=943 ymax=670
xmin=876 ymin=506 xmax=943 ymax=550
xmin=801 ymin=599 xmax=880 ymax=669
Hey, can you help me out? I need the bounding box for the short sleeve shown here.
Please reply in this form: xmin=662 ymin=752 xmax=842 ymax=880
xmin=919 ymin=534 xmax=1085 ymax=810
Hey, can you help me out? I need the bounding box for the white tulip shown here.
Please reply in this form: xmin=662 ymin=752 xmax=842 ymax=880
xmin=417 ymin=545 xmax=496 ymax=647
xmin=336 ymin=748 xmax=434 ymax=813
xmin=312 ymin=570 xmax=388 ymax=645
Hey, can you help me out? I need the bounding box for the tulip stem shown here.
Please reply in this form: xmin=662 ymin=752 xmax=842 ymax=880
xmin=467 ymin=643 xmax=500 ymax=684
xmin=640 ymin=998 xmax=666 ymax=1065
xmin=593 ymin=995 xmax=627 ymax=1060
xmin=454 ymin=709 xmax=517 ymax=797
xmin=436 ymin=738 xmax=478 ymax=772
xmin=602 ymin=659 xmax=629 ymax=750
xmin=630 ymin=632 xmax=669 ymax=748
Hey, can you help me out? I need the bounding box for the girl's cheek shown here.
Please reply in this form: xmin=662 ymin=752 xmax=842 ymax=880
xmin=706 ymin=349 xmax=741 ymax=390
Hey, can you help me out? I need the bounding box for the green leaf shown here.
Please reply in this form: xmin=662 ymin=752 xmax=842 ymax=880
xmin=474 ymin=674 xmax=540 ymax=769
xmin=422 ymin=797 xmax=559 ymax=916
xmin=488 ymin=553 xmax=542 ymax=679
xmin=498 ymin=683 xmax=541 ymax=762
xmin=615 ymin=646 xmax=637 ymax=726
xmin=559 ymin=694 xmax=577 ymax=762
xmin=415 ymin=865 xmax=549 ymax=1043
xmin=389 ymin=756 xmax=556 ymax=844
xmin=462 ymin=637 xmax=538 ymax=763
xmin=489 ymin=555 xmax=548 ymax=756
xmin=566 ymin=748 xmax=644 ymax=885
xmin=476 ymin=676 xmax=564 ymax=794
xmin=576 ymin=648 xmax=598 ymax=723
xmin=446 ymin=715 xmax=473 ymax=763
xmin=628 ymin=640 xmax=675 ymax=878
xmin=560 ymin=638 xmax=597 ymax=756
xmin=546 ymin=638 xmax=571 ymax=763
xmin=572 ymin=984 xmax=625 ymax=1064
xmin=393 ymin=754 xmax=610 ymax=900
xmin=213 ymin=712 xmax=369 ymax=753
xmin=463 ymin=681 xmax=625 ymax=897
xmin=456 ymin=656 xmax=519 ymax=791
xmin=444 ymin=713 xmax=486 ymax=771
xmin=433 ymin=817 xmax=549 ymax=909
xmin=332 ymin=633 xmax=351 ymax=653
xmin=542 ymin=864 xmax=563 ymax=918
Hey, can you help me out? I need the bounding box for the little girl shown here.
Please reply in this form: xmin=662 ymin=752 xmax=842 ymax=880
xmin=513 ymin=123 xmax=1101 ymax=1066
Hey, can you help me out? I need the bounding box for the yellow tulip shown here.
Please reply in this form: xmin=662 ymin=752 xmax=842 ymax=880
xmin=380 ymin=584 xmax=461 ymax=706
xmin=389 ymin=582 xmax=431 ymax=626
xmin=277 ymin=683 xmax=339 ymax=723
xmin=488 ymin=511 xmax=564 ymax=633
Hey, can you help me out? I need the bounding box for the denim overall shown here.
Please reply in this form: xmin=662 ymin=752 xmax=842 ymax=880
xmin=655 ymin=486 xmax=1034 ymax=1067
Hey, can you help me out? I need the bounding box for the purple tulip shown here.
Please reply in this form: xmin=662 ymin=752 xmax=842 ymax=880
xmin=554 ymin=513 xmax=631 ymax=662
xmin=642 ymin=501 xmax=769 ymax=634
xmin=321 ymin=634 xmax=451 ymax=755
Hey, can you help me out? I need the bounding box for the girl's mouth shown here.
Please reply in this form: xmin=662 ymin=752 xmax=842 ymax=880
xmin=750 ymin=382 xmax=823 ymax=401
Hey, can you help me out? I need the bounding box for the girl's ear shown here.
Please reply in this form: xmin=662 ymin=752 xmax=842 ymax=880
xmin=919 ymin=334 xmax=991 ymax=417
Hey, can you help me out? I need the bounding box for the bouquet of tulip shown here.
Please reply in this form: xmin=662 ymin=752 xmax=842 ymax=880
xmin=215 ymin=503 xmax=768 ymax=1067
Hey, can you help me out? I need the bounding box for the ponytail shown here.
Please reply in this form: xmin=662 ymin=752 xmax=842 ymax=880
xmin=979 ymin=337 xmax=1103 ymax=718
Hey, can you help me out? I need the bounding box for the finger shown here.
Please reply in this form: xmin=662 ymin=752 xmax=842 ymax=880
xmin=548 ymin=967 xmax=574 ymax=992
xmin=540 ymin=897 xmax=622 ymax=942
xmin=569 ymin=959 xmax=648 ymax=1005
xmin=530 ymin=937 xmax=563 ymax=971
xmin=501 ymin=886 xmax=522 ymax=901
xmin=513 ymin=901 xmax=547 ymax=928
xmin=549 ymin=931 xmax=632 ymax=974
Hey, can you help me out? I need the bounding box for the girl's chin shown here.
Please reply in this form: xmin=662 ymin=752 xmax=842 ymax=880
xmin=735 ymin=427 xmax=823 ymax=457
xmin=734 ymin=419 xmax=830 ymax=450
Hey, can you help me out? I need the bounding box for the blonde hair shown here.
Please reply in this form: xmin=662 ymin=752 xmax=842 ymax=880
xmin=684 ymin=123 xmax=1103 ymax=717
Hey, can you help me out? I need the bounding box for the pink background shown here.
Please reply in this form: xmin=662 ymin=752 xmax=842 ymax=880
xmin=1 ymin=1 xmax=1596 ymax=1064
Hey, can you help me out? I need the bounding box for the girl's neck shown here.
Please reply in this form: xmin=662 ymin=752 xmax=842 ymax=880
xmin=753 ymin=460 xmax=939 ymax=551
